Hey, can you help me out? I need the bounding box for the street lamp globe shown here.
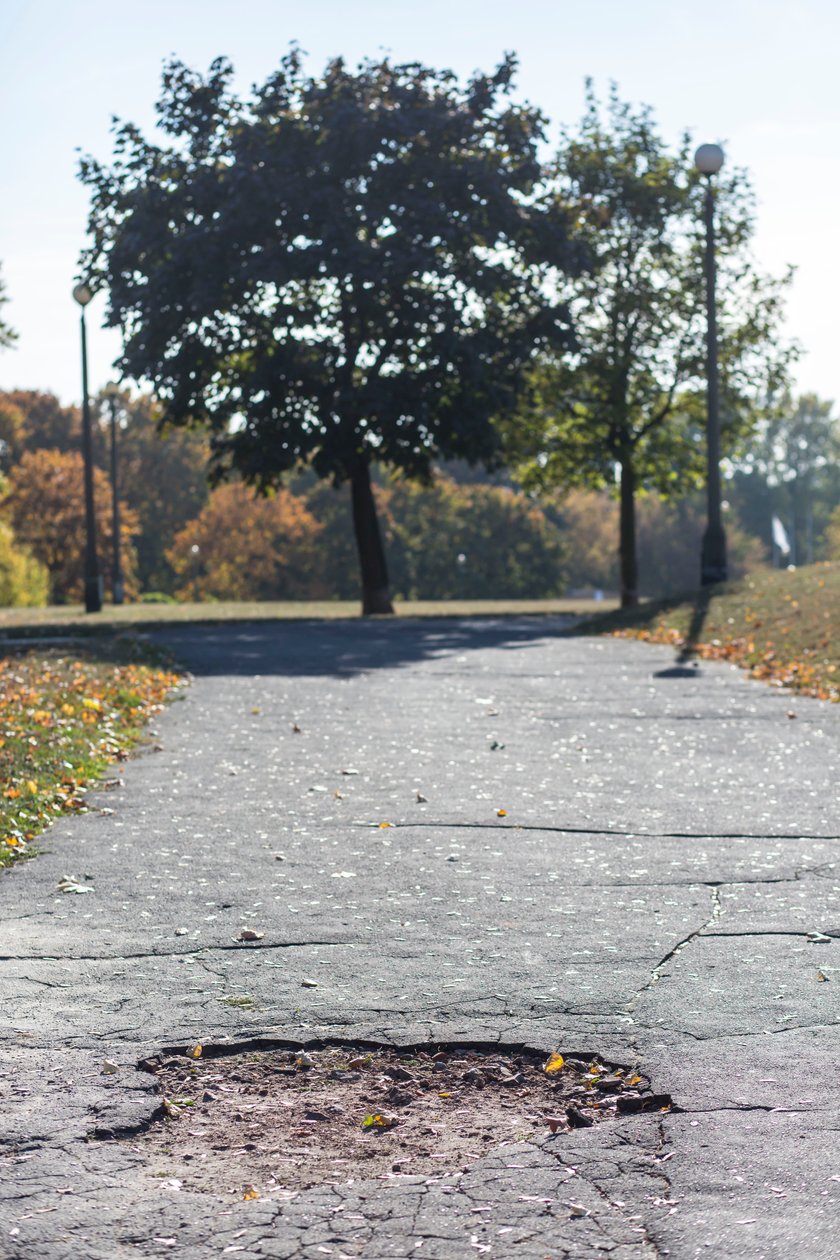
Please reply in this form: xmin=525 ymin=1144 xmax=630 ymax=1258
xmin=694 ymin=143 xmax=724 ymax=176
xmin=72 ymin=282 xmax=93 ymax=307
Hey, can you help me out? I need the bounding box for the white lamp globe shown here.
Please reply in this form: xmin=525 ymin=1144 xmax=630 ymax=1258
xmin=72 ymin=282 xmax=93 ymax=307
xmin=694 ymin=143 xmax=724 ymax=176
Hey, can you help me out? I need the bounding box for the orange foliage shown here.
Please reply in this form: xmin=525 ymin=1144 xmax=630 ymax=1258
xmin=167 ymin=482 xmax=324 ymax=601
xmin=4 ymin=449 xmax=139 ymax=603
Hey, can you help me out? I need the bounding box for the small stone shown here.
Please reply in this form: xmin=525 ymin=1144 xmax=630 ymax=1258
xmin=569 ymin=1202 xmax=589 ymax=1219
xmin=807 ymin=931 xmax=832 ymax=943
xmin=273 ymin=853 xmax=286 ymax=861
xmin=174 ymin=928 xmax=188 ymax=936
xmin=203 ymin=1090 xmax=217 ymax=1102
xmin=295 ymin=1052 xmax=315 ymax=1069
xmin=301 ymin=978 xmax=318 ymax=988
xmin=597 ymin=1075 xmax=624 ymax=1093
xmin=566 ymin=1105 xmax=594 ymax=1128
xmin=101 ymin=1059 xmax=119 ymax=1075
xmin=384 ymin=1065 xmax=415 ymax=1082
xmin=238 ymin=929 xmax=265 ymax=942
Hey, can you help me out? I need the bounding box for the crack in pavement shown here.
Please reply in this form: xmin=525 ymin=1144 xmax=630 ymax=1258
xmin=625 ymin=886 xmax=724 ymax=1024
xmin=361 ymin=820 xmax=840 ymax=841
xmin=0 ymin=939 xmax=355 ymax=963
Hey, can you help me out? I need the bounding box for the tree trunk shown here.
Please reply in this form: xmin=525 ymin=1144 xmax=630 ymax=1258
xmin=351 ymin=461 xmax=394 ymax=615
xmin=618 ymin=453 xmax=638 ymax=608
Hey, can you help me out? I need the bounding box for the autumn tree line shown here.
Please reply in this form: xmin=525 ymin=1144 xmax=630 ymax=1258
xmin=1 ymin=383 xmax=838 ymax=609
xmin=2 ymin=57 xmax=840 ymax=610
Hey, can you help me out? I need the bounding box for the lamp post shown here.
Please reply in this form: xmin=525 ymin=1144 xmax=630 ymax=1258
xmin=695 ymin=142 xmax=727 ymax=587
xmin=108 ymin=391 xmax=124 ymax=604
xmin=72 ymin=282 xmax=103 ymax=613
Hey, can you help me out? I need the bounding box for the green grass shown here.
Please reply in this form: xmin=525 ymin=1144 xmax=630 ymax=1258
xmin=0 ymin=639 xmax=182 ymax=869
xmin=586 ymin=562 xmax=840 ymax=702
xmin=0 ymin=597 xmax=616 ymax=638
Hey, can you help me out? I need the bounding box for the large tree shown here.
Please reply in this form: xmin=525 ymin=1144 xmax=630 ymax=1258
xmin=79 ymin=51 xmax=581 ymax=613
xmin=502 ymin=85 xmax=792 ymax=605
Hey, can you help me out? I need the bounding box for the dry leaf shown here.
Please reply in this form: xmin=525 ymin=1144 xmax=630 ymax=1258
xmin=544 ymin=1052 xmax=565 ymax=1075
xmin=188 ymin=1043 xmax=203 ymax=1059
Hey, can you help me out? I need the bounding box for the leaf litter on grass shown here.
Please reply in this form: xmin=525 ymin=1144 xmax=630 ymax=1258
xmin=0 ymin=643 xmax=181 ymax=868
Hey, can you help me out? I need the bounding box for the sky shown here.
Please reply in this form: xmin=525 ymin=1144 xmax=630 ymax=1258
xmin=0 ymin=0 xmax=837 ymax=406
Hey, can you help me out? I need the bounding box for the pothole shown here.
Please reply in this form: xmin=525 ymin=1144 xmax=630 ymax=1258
xmin=128 ymin=1041 xmax=673 ymax=1198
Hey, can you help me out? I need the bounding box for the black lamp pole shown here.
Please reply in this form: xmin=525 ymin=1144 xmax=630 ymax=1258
xmin=73 ymin=283 xmax=103 ymax=613
xmin=695 ymin=143 xmax=727 ymax=587
xmin=108 ymin=392 xmax=124 ymax=604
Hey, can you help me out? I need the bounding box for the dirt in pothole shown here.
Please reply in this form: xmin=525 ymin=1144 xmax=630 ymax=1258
xmin=127 ymin=1043 xmax=671 ymax=1200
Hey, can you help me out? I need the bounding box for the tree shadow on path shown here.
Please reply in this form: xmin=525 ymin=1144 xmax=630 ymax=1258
xmin=152 ymin=615 xmax=583 ymax=680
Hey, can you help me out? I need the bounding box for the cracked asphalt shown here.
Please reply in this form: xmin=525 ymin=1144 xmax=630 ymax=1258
xmin=2 ymin=616 xmax=839 ymax=1259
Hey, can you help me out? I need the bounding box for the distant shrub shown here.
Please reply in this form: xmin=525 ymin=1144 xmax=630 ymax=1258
xmin=138 ymin=591 xmax=178 ymax=604
xmin=0 ymin=519 xmax=50 ymax=607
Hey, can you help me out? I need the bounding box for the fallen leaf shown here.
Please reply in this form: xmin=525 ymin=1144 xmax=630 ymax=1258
xmin=415 ymin=790 xmax=428 ymax=803
xmin=188 ymin=1043 xmax=203 ymax=1059
xmin=101 ymin=1059 xmax=119 ymax=1075
xmin=242 ymin=1186 xmax=260 ymax=1200
xmin=378 ymin=821 xmax=393 ymax=828
xmin=544 ymin=1115 xmax=565 ymax=1133
xmin=362 ymin=1113 xmax=397 ymax=1130
xmin=237 ymin=929 xmax=265 ymax=942
xmin=544 ymin=1052 xmax=565 ymax=1075
xmin=291 ymin=723 xmax=302 ymax=733
xmin=57 ymin=876 xmax=94 ymax=895
xmin=496 ymin=808 xmax=507 ymax=817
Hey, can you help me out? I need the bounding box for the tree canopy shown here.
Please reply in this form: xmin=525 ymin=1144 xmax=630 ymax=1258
xmin=501 ymin=84 xmax=793 ymax=604
xmin=79 ymin=50 xmax=583 ymax=612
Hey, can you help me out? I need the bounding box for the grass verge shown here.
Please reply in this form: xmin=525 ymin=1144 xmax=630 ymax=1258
xmin=585 ymin=562 xmax=840 ymax=703
xmin=0 ymin=597 xmax=615 ymax=637
xmin=0 ymin=638 xmax=182 ymax=870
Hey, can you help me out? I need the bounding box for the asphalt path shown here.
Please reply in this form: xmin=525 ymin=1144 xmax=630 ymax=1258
xmin=1 ymin=617 xmax=839 ymax=1259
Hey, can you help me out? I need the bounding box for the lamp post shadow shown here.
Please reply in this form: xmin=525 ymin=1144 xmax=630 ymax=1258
xmin=653 ymin=586 xmax=713 ymax=679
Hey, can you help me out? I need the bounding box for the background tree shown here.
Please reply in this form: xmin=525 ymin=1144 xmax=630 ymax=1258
xmin=167 ymin=482 xmax=322 ymax=601
xmin=547 ymin=487 xmax=764 ymax=597
xmin=0 ymin=264 xmax=16 ymax=351
xmin=0 ymin=389 xmax=80 ymax=457
xmin=384 ymin=472 xmax=566 ymax=599
xmin=729 ymin=393 xmax=840 ymax=564
xmin=92 ymin=388 xmax=210 ymax=593
xmin=3 ymin=450 xmax=139 ymax=603
xmin=79 ymin=50 xmax=582 ymax=614
xmin=502 ymin=84 xmax=792 ymax=605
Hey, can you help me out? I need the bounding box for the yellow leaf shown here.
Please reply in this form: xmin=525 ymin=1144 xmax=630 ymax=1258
xmin=188 ymin=1043 xmax=202 ymax=1059
xmin=544 ymin=1052 xmax=565 ymax=1075
xmin=243 ymin=1186 xmax=260 ymax=1200
xmin=496 ymin=808 xmax=507 ymax=817
xmin=26 ymin=780 xmax=38 ymax=795
xmin=627 ymin=1073 xmax=641 ymax=1086
xmin=378 ymin=821 xmax=393 ymax=829
xmin=362 ymin=1113 xmax=396 ymax=1130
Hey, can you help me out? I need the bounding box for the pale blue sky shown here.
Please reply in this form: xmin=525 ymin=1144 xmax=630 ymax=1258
xmin=0 ymin=0 xmax=836 ymax=404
